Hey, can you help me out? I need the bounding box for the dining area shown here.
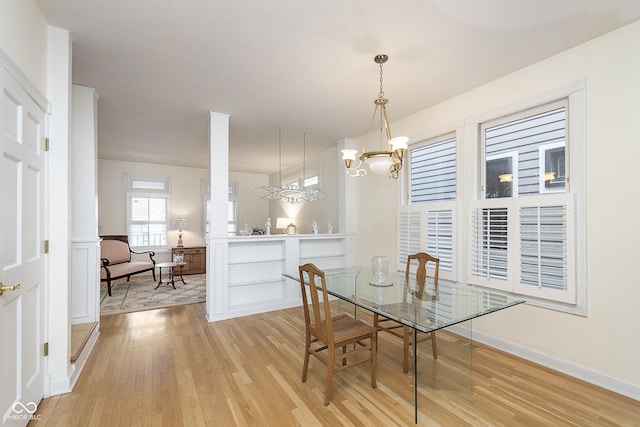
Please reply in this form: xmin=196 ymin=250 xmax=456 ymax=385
xmin=284 ymin=252 xmax=526 ymax=424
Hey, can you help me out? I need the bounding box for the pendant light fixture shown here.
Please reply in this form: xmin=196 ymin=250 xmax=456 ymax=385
xmin=253 ymin=129 xmax=327 ymax=204
xmin=342 ymin=54 xmax=409 ymax=179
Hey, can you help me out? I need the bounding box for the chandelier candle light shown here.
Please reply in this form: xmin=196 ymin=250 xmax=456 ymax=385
xmin=342 ymin=54 xmax=409 ymax=179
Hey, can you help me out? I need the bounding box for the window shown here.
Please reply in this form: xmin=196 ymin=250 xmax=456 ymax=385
xmin=402 ymin=82 xmax=586 ymax=313
xmin=470 ymin=100 xmax=577 ymax=304
xmin=228 ymin=181 xmax=238 ymax=236
xmin=126 ymin=176 xmax=170 ymax=248
xmin=482 ymin=104 xmax=566 ymax=198
xmin=409 ymin=137 xmax=456 ymax=203
xmin=539 ymin=142 xmax=566 ymax=193
xmin=398 ymin=135 xmax=457 ymax=280
xmin=485 ymin=152 xmax=518 ymax=198
xmin=282 ymin=170 xmax=321 ymax=189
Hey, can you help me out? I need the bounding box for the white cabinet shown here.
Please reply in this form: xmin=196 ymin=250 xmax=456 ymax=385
xmin=228 ymin=240 xmax=285 ymax=309
xmin=207 ymin=234 xmax=353 ymax=321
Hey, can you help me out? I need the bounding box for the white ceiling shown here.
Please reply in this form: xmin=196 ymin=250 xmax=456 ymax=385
xmin=36 ymin=0 xmax=640 ymax=174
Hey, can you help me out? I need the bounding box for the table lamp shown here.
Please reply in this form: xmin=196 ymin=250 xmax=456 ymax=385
xmin=172 ymin=217 xmax=190 ymax=247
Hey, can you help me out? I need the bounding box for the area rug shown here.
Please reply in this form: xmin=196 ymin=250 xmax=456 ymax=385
xmin=100 ymin=273 xmax=206 ymax=315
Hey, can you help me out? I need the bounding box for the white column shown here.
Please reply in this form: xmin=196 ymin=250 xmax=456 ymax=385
xmin=70 ymin=85 xmax=100 ymax=325
xmin=206 ymin=111 xmax=230 ymax=321
xmin=46 ymin=25 xmax=73 ymax=395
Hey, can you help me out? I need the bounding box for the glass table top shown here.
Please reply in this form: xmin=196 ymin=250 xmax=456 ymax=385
xmin=284 ymin=266 xmax=525 ymax=333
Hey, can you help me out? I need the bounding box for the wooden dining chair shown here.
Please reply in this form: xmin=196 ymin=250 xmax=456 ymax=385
xmin=373 ymin=252 xmax=439 ymax=373
xmin=298 ymin=263 xmax=377 ymax=405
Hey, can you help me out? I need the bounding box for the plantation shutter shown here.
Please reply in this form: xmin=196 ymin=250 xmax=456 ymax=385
xmin=516 ymin=194 xmax=575 ymax=303
xmin=398 ymin=205 xmax=456 ymax=279
xmin=397 ymin=208 xmax=422 ymax=267
xmin=469 ymin=203 xmax=510 ymax=290
xmin=469 ymin=194 xmax=575 ymax=302
xmin=426 ymin=209 xmax=453 ymax=272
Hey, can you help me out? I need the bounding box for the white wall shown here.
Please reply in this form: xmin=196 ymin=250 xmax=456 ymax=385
xmin=269 ymin=146 xmax=340 ymax=235
xmin=353 ymin=21 xmax=640 ymax=395
xmin=230 ymin=170 xmax=269 ymax=232
xmin=98 ymin=159 xmax=209 ymax=257
xmin=0 ymin=0 xmax=47 ymax=93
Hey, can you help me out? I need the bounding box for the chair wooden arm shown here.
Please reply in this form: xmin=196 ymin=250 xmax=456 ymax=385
xmin=130 ymin=249 xmax=156 ymax=264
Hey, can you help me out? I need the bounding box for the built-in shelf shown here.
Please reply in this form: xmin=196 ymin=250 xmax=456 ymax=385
xmin=208 ymin=234 xmax=352 ymax=321
xmin=228 ymin=278 xmax=285 ymax=288
xmin=228 ymin=258 xmax=285 ymax=265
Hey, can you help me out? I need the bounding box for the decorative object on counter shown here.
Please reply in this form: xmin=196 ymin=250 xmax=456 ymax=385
xmin=342 ymin=54 xmax=408 ymax=179
xmin=327 ymin=221 xmax=333 ymax=234
xmin=275 ymin=217 xmax=291 ymax=234
xmin=252 ymin=128 xmax=327 ymax=204
xmin=312 ymin=219 xmax=318 ymax=234
xmin=370 ymin=256 xmax=391 ymax=286
xmin=265 ymin=217 xmax=272 ymax=235
xmin=239 ymin=222 xmax=252 ymax=236
xmin=286 ymin=221 xmax=297 ymax=235
xmin=172 ymin=217 xmax=190 ymax=247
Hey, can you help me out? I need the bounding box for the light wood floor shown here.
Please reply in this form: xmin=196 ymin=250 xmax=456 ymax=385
xmin=31 ymin=303 xmax=639 ymax=426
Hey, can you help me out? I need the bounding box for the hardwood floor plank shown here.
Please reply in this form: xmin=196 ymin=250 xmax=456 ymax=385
xmin=30 ymin=303 xmax=640 ymax=426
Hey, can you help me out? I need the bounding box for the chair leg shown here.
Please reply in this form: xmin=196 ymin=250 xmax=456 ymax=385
xmin=152 ymin=269 xmax=156 ymax=281
xmin=302 ymin=335 xmax=311 ymax=383
xmin=324 ymin=346 xmax=335 ymax=406
xmin=342 ymin=345 xmax=347 ymax=366
xmin=403 ymin=326 xmax=411 ymax=374
xmin=373 ymin=313 xmax=380 ymax=353
xmin=431 ymin=331 xmax=438 ymax=360
xmin=107 ymin=280 xmax=112 ymax=296
xmin=371 ymin=334 xmax=377 ymax=388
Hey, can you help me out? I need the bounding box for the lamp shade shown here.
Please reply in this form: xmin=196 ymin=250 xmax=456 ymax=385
xmin=172 ymin=218 xmax=190 ymax=230
xmin=341 ymin=149 xmax=358 ymax=161
xmin=365 ymin=155 xmax=394 ymax=175
xmin=390 ymin=136 xmax=409 ymax=151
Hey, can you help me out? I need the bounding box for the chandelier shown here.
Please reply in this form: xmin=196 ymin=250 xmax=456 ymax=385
xmin=342 ymin=54 xmax=408 ymax=179
xmin=253 ymin=129 xmax=327 ymax=204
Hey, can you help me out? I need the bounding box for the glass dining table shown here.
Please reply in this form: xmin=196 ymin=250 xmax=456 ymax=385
xmin=284 ymin=265 xmax=526 ymax=424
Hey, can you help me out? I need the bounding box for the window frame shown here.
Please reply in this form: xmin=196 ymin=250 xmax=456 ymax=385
xmin=399 ymin=130 xmax=461 ymax=282
xmin=485 ymin=151 xmax=519 ymax=199
xmin=465 ymin=80 xmax=587 ymax=315
xmin=400 ymin=80 xmax=587 ymax=315
xmin=125 ymin=174 xmax=171 ymax=250
xmin=539 ymin=141 xmax=567 ymax=194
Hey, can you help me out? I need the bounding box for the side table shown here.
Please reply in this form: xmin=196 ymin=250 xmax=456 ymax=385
xmin=155 ymin=262 xmax=186 ymax=289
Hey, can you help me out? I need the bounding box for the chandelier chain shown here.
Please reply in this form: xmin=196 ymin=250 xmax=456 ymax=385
xmin=378 ymin=61 xmax=384 ymax=99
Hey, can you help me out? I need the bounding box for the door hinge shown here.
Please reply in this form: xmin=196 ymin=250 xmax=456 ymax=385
xmin=44 ymin=342 xmax=49 ymax=357
xmin=43 ymin=137 xmax=49 ymax=151
xmin=44 ymin=240 xmax=49 ymax=254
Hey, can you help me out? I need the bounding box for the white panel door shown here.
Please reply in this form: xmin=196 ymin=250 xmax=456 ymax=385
xmin=0 ymin=65 xmax=46 ymax=425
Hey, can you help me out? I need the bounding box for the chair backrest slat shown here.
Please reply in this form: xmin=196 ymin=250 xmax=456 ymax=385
xmin=299 ymin=263 xmax=333 ymax=339
xmin=406 ymin=252 xmax=439 ymax=300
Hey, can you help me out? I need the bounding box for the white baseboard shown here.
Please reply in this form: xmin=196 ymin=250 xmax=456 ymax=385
xmin=49 ymin=377 xmax=71 ymax=396
xmin=472 ymin=329 xmax=640 ymax=401
xmin=47 ymin=325 xmax=100 ymax=397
